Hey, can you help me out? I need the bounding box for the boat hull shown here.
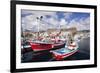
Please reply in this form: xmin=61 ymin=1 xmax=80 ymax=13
xmin=51 ymin=49 xmax=78 ymax=60
xmin=29 ymin=42 xmax=65 ymax=52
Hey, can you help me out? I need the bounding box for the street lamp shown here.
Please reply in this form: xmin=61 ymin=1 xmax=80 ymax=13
xmin=36 ymin=16 xmax=43 ymax=40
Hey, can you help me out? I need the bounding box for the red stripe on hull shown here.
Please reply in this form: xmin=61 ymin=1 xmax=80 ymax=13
xmin=52 ymin=50 xmax=78 ymax=60
xmin=30 ymin=43 xmax=53 ymax=51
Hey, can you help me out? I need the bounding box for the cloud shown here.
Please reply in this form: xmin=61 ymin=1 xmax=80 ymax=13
xmin=60 ymin=19 xmax=68 ymax=25
xmin=21 ymin=10 xmax=59 ymax=31
xmin=22 ymin=10 xmax=57 ymax=18
xmin=63 ymin=12 xmax=73 ymax=19
xmin=67 ymin=17 xmax=90 ymax=31
xmin=21 ymin=10 xmax=90 ymax=32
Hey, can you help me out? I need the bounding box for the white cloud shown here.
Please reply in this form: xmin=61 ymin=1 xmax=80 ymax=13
xmin=22 ymin=10 xmax=59 ymax=31
xmin=67 ymin=17 xmax=90 ymax=31
xmin=63 ymin=12 xmax=73 ymax=19
xmin=22 ymin=10 xmax=57 ymax=18
xmin=58 ymin=19 xmax=68 ymax=29
xmin=60 ymin=19 xmax=68 ymax=25
xmin=21 ymin=10 xmax=90 ymax=32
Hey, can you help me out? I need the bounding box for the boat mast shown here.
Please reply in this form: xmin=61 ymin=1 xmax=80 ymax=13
xmin=21 ymin=23 xmax=26 ymax=50
xmin=36 ymin=17 xmax=39 ymax=39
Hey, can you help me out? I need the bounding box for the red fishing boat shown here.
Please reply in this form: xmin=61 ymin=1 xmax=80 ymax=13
xmin=28 ymin=16 xmax=66 ymax=52
xmin=29 ymin=39 xmax=65 ymax=52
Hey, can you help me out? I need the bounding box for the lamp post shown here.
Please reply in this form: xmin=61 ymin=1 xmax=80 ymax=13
xmin=36 ymin=16 xmax=43 ymax=40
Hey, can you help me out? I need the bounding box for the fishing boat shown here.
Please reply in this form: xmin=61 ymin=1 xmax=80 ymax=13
xmin=50 ymin=41 xmax=79 ymax=60
xmin=29 ymin=16 xmax=65 ymax=52
xmin=29 ymin=41 xmax=65 ymax=52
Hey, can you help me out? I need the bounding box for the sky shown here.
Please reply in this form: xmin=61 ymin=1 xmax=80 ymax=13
xmin=21 ymin=9 xmax=90 ymax=32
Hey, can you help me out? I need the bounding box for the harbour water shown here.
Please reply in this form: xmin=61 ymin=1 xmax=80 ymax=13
xmin=21 ymin=37 xmax=90 ymax=63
